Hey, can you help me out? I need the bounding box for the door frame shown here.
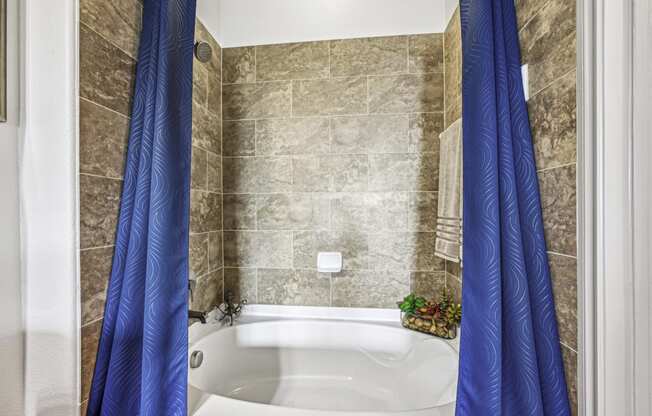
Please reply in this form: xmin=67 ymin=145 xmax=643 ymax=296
xmin=579 ymin=0 xmax=651 ymax=414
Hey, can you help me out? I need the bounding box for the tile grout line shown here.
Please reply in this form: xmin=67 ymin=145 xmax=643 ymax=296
xmin=536 ymin=161 xmax=576 ymax=174
xmin=80 ymin=21 xmax=139 ymax=62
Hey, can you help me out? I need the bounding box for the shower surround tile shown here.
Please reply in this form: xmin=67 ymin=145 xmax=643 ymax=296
xmin=408 ymin=34 xmax=444 ymax=74
xmin=549 ymin=253 xmax=578 ymax=350
xmin=411 ymin=271 xmax=446 ymax=300
xmin=81 ymin=319 xmax=102 ymax=401
xmin=330 ymin=115 xmax=409 ymax=154
xmin=80 ymin=247 xmax=113 ymax=325
xmin=191 ymin=146 xmax=208 ymax=190
xmin=224 ymin=268 xmax=257 ymax=303
xmin=208 ymin=231 xmax=223 ymax=271
xmin=191 ymin=269 xmax=224 ymax=311
xmin=189 ymin=233 xmax=209 ymax=279
xmin=221 ymin=32 xmax=446 ymax=309
xmin=292 ymin=77 xmax=367 ymax=116
xmin=190 ymin=190 xmax=222 ymax=234
xmin=80 ymin=23 xmax=137 ymax=116
xmin=256 ymin=42 xmax=330 ymax=81
xmin=258 ymin=269 xmax=331 ymax=306
xmin=330 ymin=36 xmax=408 ymax=77
xmin=332 ymin=270 xmax=409 ymax=308
xmin=79 ymin=98 xmax=129 ymax=179
xmin=368 ymin=73 xmax=444 ymax=114
xmin=538 ymin=164 xmax=577 ymax=256
xmin=192 ymin=101 xmax=222 ymax=154
xmin=80 ymin=174 xmax=122 ymax=249
xmin=223 ymin=231 xmax=293 ymax=268
xmin=222 ymin=81 xmax=292 ymax=120
xmin=256 ymin=117 xmax=330 ymax=156
xmin=369 ymin=154 xmax=438 ymax=192
xmin=223 ymin=120 xmax=256 ymax=156
xmin=519 ymin=0 xmax=576 ymax=95
xmin=80 ymin=0 xmax=142 ymax=59
xmin=529 ymin=70 xmax=577 ymax=170
xmin=408 ymin=113 xmax=444 ymax=153
xmin=223 ymin=47 xmax=256 ymax=84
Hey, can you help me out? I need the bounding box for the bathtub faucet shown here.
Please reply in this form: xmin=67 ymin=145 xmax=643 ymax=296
xmin=217 ymin=291 xmax=247 ymax=326
xmin=188 ymin=309 xmax=207 ymax=324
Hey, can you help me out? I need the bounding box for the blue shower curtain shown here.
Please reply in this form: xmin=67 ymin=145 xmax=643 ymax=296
xmin=456 ymin=0 xmax=570 ymax=415
xmin=87 ymin=0 xmax=196 ymax=415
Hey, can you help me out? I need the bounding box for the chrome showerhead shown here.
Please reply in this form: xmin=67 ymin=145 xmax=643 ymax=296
xmin=194 ymin=41 xmax=212 ymax=63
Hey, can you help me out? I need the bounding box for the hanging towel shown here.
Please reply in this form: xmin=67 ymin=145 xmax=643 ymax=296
xmin=435 ymin=118 xmax=462 ymax=262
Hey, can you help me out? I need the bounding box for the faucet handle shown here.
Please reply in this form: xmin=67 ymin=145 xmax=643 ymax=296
xmin=188 ymin=280 xmax=197 ymax=303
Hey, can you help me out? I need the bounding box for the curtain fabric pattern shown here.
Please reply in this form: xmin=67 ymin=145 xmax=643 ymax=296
xmin=456 ymin=0 xmax=571 ymax=415
xmin=87 ymin=0 xmax=196 ymax=414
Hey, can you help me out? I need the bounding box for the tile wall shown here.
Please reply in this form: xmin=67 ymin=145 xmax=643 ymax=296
xmin=221 ymin=35 xmax=447 ymax=308
xmin=78 ymin=0 xmax=223 ymax=411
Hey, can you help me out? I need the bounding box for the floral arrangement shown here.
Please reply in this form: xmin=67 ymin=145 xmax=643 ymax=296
xmin=398 ymin=290 xmax=462 ymax=339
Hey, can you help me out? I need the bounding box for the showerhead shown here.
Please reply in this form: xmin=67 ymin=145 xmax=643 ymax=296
xmin=194 ymin=41 xmax=212 ymax=63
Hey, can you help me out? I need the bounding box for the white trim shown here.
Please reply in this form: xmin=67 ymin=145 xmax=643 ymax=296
xmin=632 ymin=0 xmax=652 ymax=413
xmin=587 ymin=0 xmax=652 ymax=414
xmin=577 ymin=0 xmax=595 ymax=413
xmin=20 ymin=0 xmax=80 ymax=414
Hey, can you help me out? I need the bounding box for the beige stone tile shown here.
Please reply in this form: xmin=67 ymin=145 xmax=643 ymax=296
xmin=519 ymin=0 xmax=576 ymax=95
xmin=207 ymin=72 xmax=222 ymax=119
xmin=368 ymin=232 xmax=443 ymax=272
xmin=331 ymin=192 xmax=408 ymax=232
xmin=223 ymin=81 xmax=292 ymax=120
xmin=223 ymin=120 xmax=256 ymax=156
xmin=529 ymin=70 xmax=576 ymax=170
xmin=331 ymin=115 xmax=409 ymax=154
xmin=292 ymin=77 xmax=367 ymax=117
xmin=193 ymin=61 xmax=209 ymax=107
xmin=191 ymin=146 xmax=208 ymax=190
xmin=258 ymin=269 xmax=330 ymax=306
xmin=207 ymin=152 xmax=222 ymax=192
xmin=80 ymin=0 xmax=142 ymax=59
xmin=81 ymin=319 xmax=102 ymax=402
xmin=515 ymin=0 xmax=548 ymax=30
xmin=408 ymin=192 xmax=438 ymax=231
xmin=330 ymin=36 xmax=408 ymax=77
xmin=446 ymin=260 xmax=462 ymax=279
xmin=411 ymin=271 xmax=446 ymax=300
xmin=192 ymin=100 xmax=222 ymax=154
xmin=538 ymin=164 xmax=577 ymax=256
xmin=223 ymin=231 xmax=293 ymax=268
xmin=191 ymin=269 xmax=224 ymax=311
xmin=293 ymin=230 xmax=368 ymax=270
xmin=190 ymin=190 xmax=222 ymax=233
xmin=223 ymin=194 xmax=257 ymax=230
xmin=195 ymin=19 xmax=223 ymax=77
xmin=408 ymin=34 xmax=444 ymax=74
xmin=256 ymin=193 xmax=330 ymax=231
xmin=80 ymin=23 xmax=137 ymax=116
xmin=256 ymin=41 xmax=329 ymax=81
xmin=325 ymin=155 xmax=369 ymax=192
xmin=369 ymin=153 xmax=438 ymax=192
xmin=80 ymin=174 xmax=122 ymax=249
xmin=408 ymin=113 xmax=444 ymax=153
xmin=291 ymin=155 xmax=331 ymax=192
xmin=332 ymin=270 xmax=409 ymax=308
xmin=208 ymin=231 xmax=223 ymax=271
xmin=368 ymin=73 xmax=444 ymax=114
xmin=256 ymin=118 xmax=330 ymax=156
xmin=80 ymin=246 xmax=113 ymax=325
xmin=223 ymin=47 xmax=256 ymax=84
xmin=224 ymin=267 xmax=257 ymax=303
xmin=223 ymin=156 xmax=292 ymax=193
xmin=446 ymin=274 xmax=462 ymax=304
xmin=80 ymin=98 xmax=129 ymax=178
xmin=189 ymin=233 xmax=209 ymax=279
xmin=561 ymin=345 xmax=578 ymax=416
xmin=549 ymin=253 xmax=577 ymax=350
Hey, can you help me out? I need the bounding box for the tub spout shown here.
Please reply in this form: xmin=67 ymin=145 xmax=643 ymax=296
xmin=189 ymin=309 xmax=207 ymax=324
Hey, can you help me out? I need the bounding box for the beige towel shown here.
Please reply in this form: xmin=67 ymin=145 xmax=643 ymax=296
xmin=435 ymin=118 xmax=462 ymax=262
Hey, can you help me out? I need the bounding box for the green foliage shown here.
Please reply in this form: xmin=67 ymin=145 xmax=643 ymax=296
xmin=398 ymin=293 xmax=427 ymax=314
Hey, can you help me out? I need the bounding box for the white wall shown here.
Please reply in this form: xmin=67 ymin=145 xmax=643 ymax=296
xmin=0 ymin=0 xmax=24 ymax=415
xmin=199 ymin=0 xmax=448 ymax=47
xmin=21 ymin=0 xmax=79 ymax=414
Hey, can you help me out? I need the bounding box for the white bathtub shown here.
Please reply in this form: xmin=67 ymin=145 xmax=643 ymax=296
xmin=188 ymin=305 xmax=458 ymax=416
